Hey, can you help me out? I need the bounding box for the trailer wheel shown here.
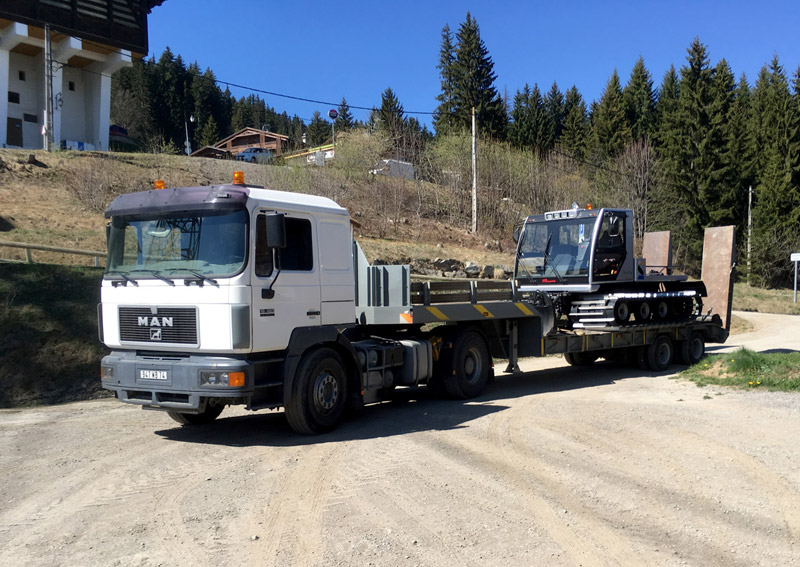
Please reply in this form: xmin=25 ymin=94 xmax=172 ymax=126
xmin=168 ymin=403 xmax=224 ymax=425
xmin=679 ymin=332 xmax=705 ymax=365
xmin=646 ymin=335 xmax=673 ymax=371
xmin=655 ymin=300 xmax=669 ymax=320
xmin=442 ymin=331 xmax=489 ymax=399
xmin=285 ymin=348 xmax=347 ymax=434
xmin=564 ymin=351 xmax=599 ymax=366
xmin=635 ymin=301 xmax=651 ymax=322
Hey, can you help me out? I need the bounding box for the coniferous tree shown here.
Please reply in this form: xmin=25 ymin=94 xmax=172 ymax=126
xmin=199 ymin=115 xmax=220 ymax=147
xmin=335 ymin=97 xmax=355 ymax=131
xmin=433 ymin=24 xmax=457 ymax=135
xmin=509 ymin=84 xmax=533 ymax=149
xmin=307 ymin=111 xmax=330 ymax=146
xmin=750 ymin=57 xmax=800 ymax=285
xmin=561 ymin=85 xmax=589 ymax=159
xmin=377 ymin=87 xmax=405 ymax=141
xmin=593 ymin=69 xmax=630 ymax=158
xmin=623 ymin=57 xmax=656 ymax=140
xmin=653 ymin=65 xmax=680 ymax=151
xmin=450 ymin=12 xmax=507 ymax=138
xmin=543 ymin=82 xmax=565 ymax=151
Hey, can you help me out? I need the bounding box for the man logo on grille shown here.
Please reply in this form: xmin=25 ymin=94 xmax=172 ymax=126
xmin=150 ymin=328 xmax=162 ymax=341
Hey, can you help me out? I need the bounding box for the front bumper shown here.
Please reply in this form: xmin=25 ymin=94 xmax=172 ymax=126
xmin=101 ymin=350 xmax=253 ymax=411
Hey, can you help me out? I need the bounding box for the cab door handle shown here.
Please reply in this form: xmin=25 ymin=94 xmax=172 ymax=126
xmin=306 ymin=310 xmax=320 ymax=316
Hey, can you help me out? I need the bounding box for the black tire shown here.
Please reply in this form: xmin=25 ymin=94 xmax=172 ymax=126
xmin=285 ymin=348 xmax=347 ymax=435
xmin=646 ymin=335 xmax=673 ymax=371
xmin=564 ymin=351 xmax=599 ymax=366
xmin=613 ymin=300 xmax=630 ymax=324
xmin=250 ymin=157 xmax=256 ymax=163
xmin=442 ymin=330 xmax=490 ymax=399
xmin=634 ymin=346 xmax=649 ymax=370
xmin=655 ymin=300 xmax=669 ymax=321
xmin=168 ymin=403 xmax=224 ymax=425
xmin=679 ymin=332 xmax=705 ymax=365
xmin=634 ymin=301 xmax=651 ymax=323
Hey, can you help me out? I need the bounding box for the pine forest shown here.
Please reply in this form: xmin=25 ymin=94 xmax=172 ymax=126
xmin=110 ymin=13 xmax=800 ymax=288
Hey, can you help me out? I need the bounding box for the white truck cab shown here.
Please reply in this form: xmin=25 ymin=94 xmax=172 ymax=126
xmin=100 ymin=174 xmax=359 ymax=431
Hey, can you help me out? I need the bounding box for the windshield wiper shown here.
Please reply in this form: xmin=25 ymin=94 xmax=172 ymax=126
xmin=106 ymin=270 xmax=139 ymax=286
xmin=542 ymin=233 xmax=565 ymax=284
xmin=128 ymin=269 xmax=175 ymax=286
xmin=163 ymin=268 xmax=218 ymax=287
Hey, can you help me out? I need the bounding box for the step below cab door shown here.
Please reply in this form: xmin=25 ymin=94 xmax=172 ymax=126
xmin=251 ymin=211 xmax=321 ymax=352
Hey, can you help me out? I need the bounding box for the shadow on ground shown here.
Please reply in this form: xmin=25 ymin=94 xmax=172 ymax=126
xmin=156 ymin=360 xmax=672 ymax=447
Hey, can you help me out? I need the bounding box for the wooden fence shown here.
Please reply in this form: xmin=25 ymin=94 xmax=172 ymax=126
xmin=0 ymin=240 xmax=105 ymax=267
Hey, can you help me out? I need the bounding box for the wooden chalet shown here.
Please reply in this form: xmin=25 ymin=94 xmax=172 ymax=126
xmin=214 ymin=127 xmax=289 ymax=156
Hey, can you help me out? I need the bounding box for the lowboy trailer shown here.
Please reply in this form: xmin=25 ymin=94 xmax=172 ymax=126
xmin=99 ymin=174 xmax=728 ymax=434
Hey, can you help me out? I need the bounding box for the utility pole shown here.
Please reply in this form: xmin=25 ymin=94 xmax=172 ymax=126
xmin=747 ymin=185 xmax=753 ymax=285
xmin=43 ymin=23 xmax=55 ymax=152
xmin=471 ymin=106 xmax=477 ymax=234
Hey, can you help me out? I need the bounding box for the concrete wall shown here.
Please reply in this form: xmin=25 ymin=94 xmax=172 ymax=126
xmin=1 ymin=22 xmax=130 ymax=151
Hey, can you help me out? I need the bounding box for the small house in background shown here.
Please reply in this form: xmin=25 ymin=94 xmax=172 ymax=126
xmin=190 ymin=145 xmax=230 ymax=159
xmin=213 ymin=127 xmax=289 ymax=158
xmin=370 ymin=159 xmax=415 ymax=180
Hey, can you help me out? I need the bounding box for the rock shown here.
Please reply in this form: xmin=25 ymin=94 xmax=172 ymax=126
xmin=464 ymin=262 xmax=481 ymax=277
xmin=493 ymin=268 xmax=506 ymax=280
xmin=432 ymin=258 xmax=464 ymax=272
xmin=481 ymin=265 xmax=494 ymax=279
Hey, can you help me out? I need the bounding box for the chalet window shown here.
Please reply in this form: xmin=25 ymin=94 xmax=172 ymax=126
xmin=23 ymin=114 xmax=38 ymax=123
xmin=18 ymin=71 xmax=25 ymax=81
xmin=68 ymin=81 xmax=76 ymax=92
xmin=8 ymin=91 xmax=20 ymax=104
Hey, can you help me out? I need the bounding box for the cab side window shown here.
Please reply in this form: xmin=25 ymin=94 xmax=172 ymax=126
xmin=255 ymin=214 xmax=274 ymax=277
xmin=279 ymin=218 xmax=313 ymax=271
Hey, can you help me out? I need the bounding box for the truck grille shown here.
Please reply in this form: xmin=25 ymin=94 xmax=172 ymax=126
xmin=119 ymin=307 xmax=198 ymax=345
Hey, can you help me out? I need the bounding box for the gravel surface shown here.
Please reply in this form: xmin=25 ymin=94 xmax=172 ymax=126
xmin=1 ymin=311 xmax=799 ymax=566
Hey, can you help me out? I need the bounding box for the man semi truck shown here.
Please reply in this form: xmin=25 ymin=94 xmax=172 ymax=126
xmin=99 ymin=173 xmax=727 ymax=434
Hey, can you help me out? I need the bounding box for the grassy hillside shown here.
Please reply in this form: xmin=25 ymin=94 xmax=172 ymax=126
xmin=0 ymin=264 xmax=107 ymax=407
xmin=1 ymin=148 xmax=799 ymax=407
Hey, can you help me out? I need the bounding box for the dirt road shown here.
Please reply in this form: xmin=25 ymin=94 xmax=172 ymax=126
xmin=2 ymin=311 xmax=799 ymax=566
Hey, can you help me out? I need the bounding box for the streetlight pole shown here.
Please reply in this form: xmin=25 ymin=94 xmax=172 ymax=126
xmin=184 ymin=114 xmax=195 ymax=155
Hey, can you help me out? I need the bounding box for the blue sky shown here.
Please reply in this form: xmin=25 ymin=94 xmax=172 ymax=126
xmin=148 ymin=0 xmax=800 ymax=128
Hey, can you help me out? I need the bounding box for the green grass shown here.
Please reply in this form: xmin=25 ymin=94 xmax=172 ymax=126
xmin=732 ymin=282 xmax=800 ymax=315
xmin=680 ymin=348 xmax=800 ymax=391
xmin=0 ymin=263 xmax=109 ymax=407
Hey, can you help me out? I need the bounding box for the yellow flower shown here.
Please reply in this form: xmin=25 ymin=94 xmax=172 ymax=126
xmin=748 ymin=381 xmax=754 ymax=386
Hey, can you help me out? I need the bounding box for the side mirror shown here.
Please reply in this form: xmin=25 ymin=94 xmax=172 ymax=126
xmin=264 ymin=213 xmax=286 ymax=249
xmin=512 ymin=226 xmax=520 ymax=244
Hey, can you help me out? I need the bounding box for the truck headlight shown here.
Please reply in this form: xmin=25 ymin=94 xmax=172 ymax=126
xmin=101 ymin=365 xmax=114 ymax=380
xmin=200 ymin=370 xmax=245 ymax=388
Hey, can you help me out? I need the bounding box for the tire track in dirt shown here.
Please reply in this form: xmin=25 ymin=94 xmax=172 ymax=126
xmin=244 ymin=442 xmax=344 ymax=567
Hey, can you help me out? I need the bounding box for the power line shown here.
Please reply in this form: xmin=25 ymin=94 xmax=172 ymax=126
xmin=71 ymin=36 xmax=435 ymax=116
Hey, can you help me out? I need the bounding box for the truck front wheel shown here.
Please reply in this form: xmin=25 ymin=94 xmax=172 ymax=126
xmin=442 ymin=330 xmax=490 ymax=399
xmin=285 ymin=348 xmax=347 ymax=435
xmin=168 ymin=403 xmax=224 ymax=425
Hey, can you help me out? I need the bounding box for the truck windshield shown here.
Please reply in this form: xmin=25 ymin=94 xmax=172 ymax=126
xmin=516 ymin=216 xmax=597 ymax=280
xmin=105 ymin=209 xmax=247 ymax=279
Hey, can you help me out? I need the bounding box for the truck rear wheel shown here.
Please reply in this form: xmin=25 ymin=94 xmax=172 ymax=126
xmin=564 ymin=351 xmax=599 ymax=366
xmin=168 ymin=403 xmax=224 ymax=425
xmin=679 ymin=332 xmax=705 ymax=365
xmin=646 ymin=335 xmax=673 ymax=371
xmin=285 ymin=348 xmax=347 ymax=435
xmin=442 ymin=330 xmax=489 ymax=399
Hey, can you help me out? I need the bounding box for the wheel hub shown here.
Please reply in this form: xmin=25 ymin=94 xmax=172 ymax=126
xmin=314 ymin=371 xmax=339 ymax=412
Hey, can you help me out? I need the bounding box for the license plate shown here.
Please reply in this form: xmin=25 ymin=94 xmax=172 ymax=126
xmin=139 ymin=369 xmax=168 ymax=381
